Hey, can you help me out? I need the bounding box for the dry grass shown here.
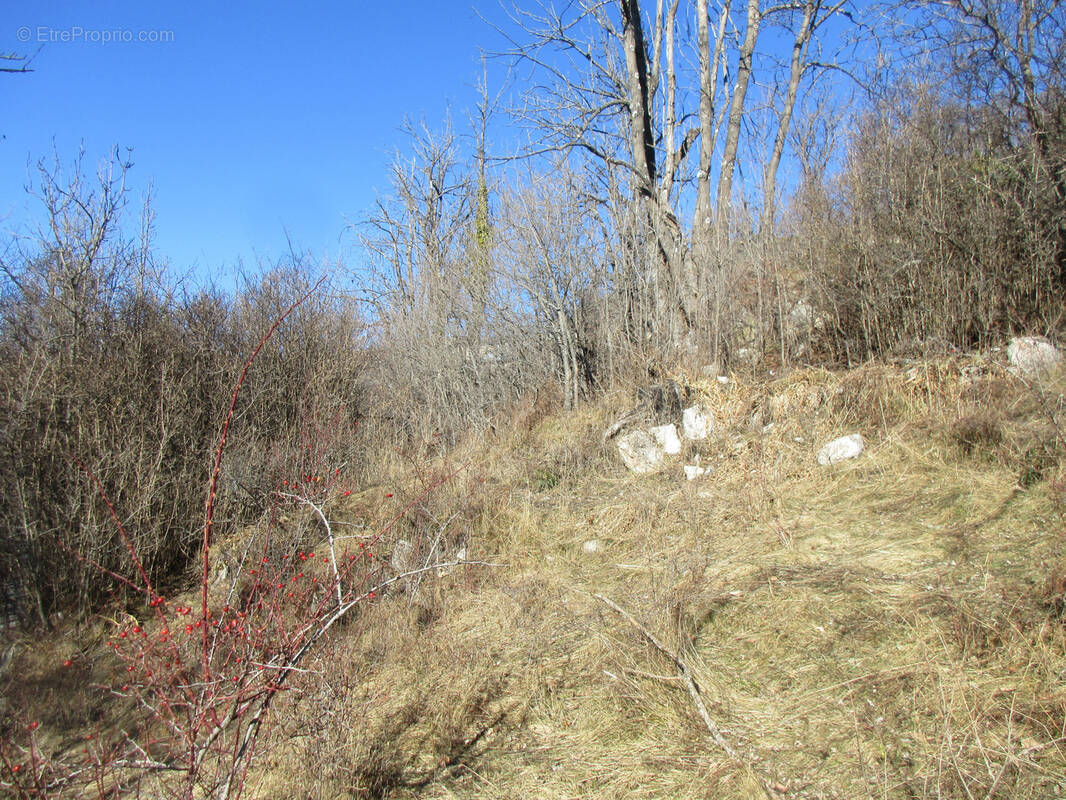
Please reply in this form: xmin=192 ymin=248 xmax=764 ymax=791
xmin=4 ymin=357 xmax=1066 ymax=798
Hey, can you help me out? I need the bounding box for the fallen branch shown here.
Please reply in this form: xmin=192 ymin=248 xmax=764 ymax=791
xmin=593 ymin=593 xmax=739 ymax=759
xmin=232 ymin=558 xmax=505 ymax=767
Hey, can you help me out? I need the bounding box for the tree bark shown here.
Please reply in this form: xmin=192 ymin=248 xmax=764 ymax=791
xmin=694 ymin=0 xmax=730 ymax=245
xmin=658 ymin=0 xmax=682 ymax=208
xmin=761 ymin=0 xmax=818 ymax=237
xmin=621 ymin=0 xmax=658 ymax=199
xmin=716 ymin=0 xmax=762 ymax=227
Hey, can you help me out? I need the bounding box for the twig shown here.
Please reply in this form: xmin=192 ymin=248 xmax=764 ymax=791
xmin=232 ymin=558 xmax=504 ymax=766
xmin=277 ymin=492 xmax=343 ymax=610
xmin=593 ymin=593 xmax=739 ymax=760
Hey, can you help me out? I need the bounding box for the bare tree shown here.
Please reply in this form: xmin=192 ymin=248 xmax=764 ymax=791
xmin=693 ymin=0 xmax=731 ymax=243
xmin=715 ymin=0 xmax=763 ymax=225
xmin=761 ymin=0 xmax=839 ymax=236
xmin=496 ymin=170 xmax=602 ymax=409
xmin=494 ymin=1 xmax=699 ymax=342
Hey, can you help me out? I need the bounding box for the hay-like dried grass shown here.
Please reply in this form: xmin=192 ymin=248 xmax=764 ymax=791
xmin=7 ymin=358 xmax=1066 ymax=798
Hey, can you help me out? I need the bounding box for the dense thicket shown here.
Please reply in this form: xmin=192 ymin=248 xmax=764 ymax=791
xmin=803 ymin=87 xmax=1066 ymax=361
xmin=0 ymin=155 xmax=366 ymax=624
xmin=359 ymin=0 xmax=1065 ymax=437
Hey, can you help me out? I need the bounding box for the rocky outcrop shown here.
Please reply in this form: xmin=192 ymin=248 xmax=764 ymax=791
xmin=1008 ymin=336 xmax=1062 ymax=377
xmin=615 ymin=404 xmax=721 ymax=473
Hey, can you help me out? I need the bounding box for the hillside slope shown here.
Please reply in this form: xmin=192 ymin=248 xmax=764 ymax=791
xmin=4 ymin=357 xmax=1065 ymax=799
xmin=253 ymin=357 xmax=1066 ymax=798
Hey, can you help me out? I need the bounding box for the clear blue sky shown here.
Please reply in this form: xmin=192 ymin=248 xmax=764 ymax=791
xmin=1 ymin=1 xmax=507 ymax=278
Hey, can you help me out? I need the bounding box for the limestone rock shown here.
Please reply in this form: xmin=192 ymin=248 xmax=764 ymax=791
xmin=1008 ymin=336 xmax=1062 ymax=377
xmin=684 ymin=464 xmax=710 ymax=480
xmin=817 ymin=434 xmax=865 ymax=466
xmin=617 ymin=429 xmax=665 ymax=473
xmin=650 ymin=423 xmax=682 ymax=455
xmin=681 ymin=405 xmax=716 ymax=440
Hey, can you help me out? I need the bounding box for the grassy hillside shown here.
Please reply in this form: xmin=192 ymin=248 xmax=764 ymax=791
xmin=3 ymin=355 xmax=1066 ymax=799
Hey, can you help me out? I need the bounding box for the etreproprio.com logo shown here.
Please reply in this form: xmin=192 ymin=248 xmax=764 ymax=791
xmin=16 ymin=26 xmax=175 ymax=44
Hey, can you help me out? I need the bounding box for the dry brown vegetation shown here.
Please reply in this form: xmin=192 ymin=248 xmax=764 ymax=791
xmin=3 ymin=2 xmax=1065 ymax=796
xmin=4 ymin=355 xmax=1065 ymax=798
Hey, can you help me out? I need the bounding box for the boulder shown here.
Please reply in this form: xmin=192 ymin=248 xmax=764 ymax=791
xmin=684 ymin=464 xmax=710 ymax=480
xmin=650 ymin=423 xmax=682 ymax=455
xmin=617 ymin=429 xmax=666 ymax=473
xmin=681 ymin=405 xmax=716 ymax=440
xmin=817 ymin=434 xmax=864 ymax=466
xmin=1008 ymin=336 xmax=1062 ymax=377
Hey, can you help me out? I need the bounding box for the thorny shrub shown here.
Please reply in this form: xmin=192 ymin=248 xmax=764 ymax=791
xmin=0 ymin=282 xmax=460 ymax=799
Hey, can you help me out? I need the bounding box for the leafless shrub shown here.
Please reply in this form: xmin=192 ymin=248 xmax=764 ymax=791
xmin=804 ymin=80 xmax=1065 ymax=361
xmin=0 ymin=151 xmax=368 ymax=625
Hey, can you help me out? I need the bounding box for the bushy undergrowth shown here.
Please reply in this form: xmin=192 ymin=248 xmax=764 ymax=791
xmin=3 ymin=347 xmax=1066 ymax=798
xmin=0 ymin=154 xmax=368 ymax=625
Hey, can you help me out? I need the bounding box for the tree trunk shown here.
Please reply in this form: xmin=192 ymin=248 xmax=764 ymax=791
xmin=658 ymin=0 xmax=682 ymax=208
xmin=694 ymin=0 xmax=730 ymax=245
xmin=717 ymin=0 xmax=762 ymax=227
xmin=621 ymin=0 xmax=657 ymax=199
xmin=761 ymin=0 xmax=817 ymax=237
xmin=622 ymin=0 xmax=692 ymax=337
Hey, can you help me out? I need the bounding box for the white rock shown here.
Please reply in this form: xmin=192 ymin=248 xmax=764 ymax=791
xmin=681 ymin=405 xmax=716 ymax=440
xmin=717 ymin=375 xmax=730 ymax=384
xmin=785 ymin=299 xmax=814 ymax=335
xmin=582 ymin=539 xmax=602 ymax=554
xmin=649 ymin=423 xmax=682 ymax=455
xmin=684 ymin=464 xmax=709 ymax=480
xmin=617 ymin=429 xmax=665 ymax=473
xmin=1008 ymin=336 xmax=1062 ymax=377
xmin=817 ymin=434 xmax=865 ymax=466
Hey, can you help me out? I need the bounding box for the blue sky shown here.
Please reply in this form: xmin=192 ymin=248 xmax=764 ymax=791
xmin=1 ymin=2 xmax=507 ymax=278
